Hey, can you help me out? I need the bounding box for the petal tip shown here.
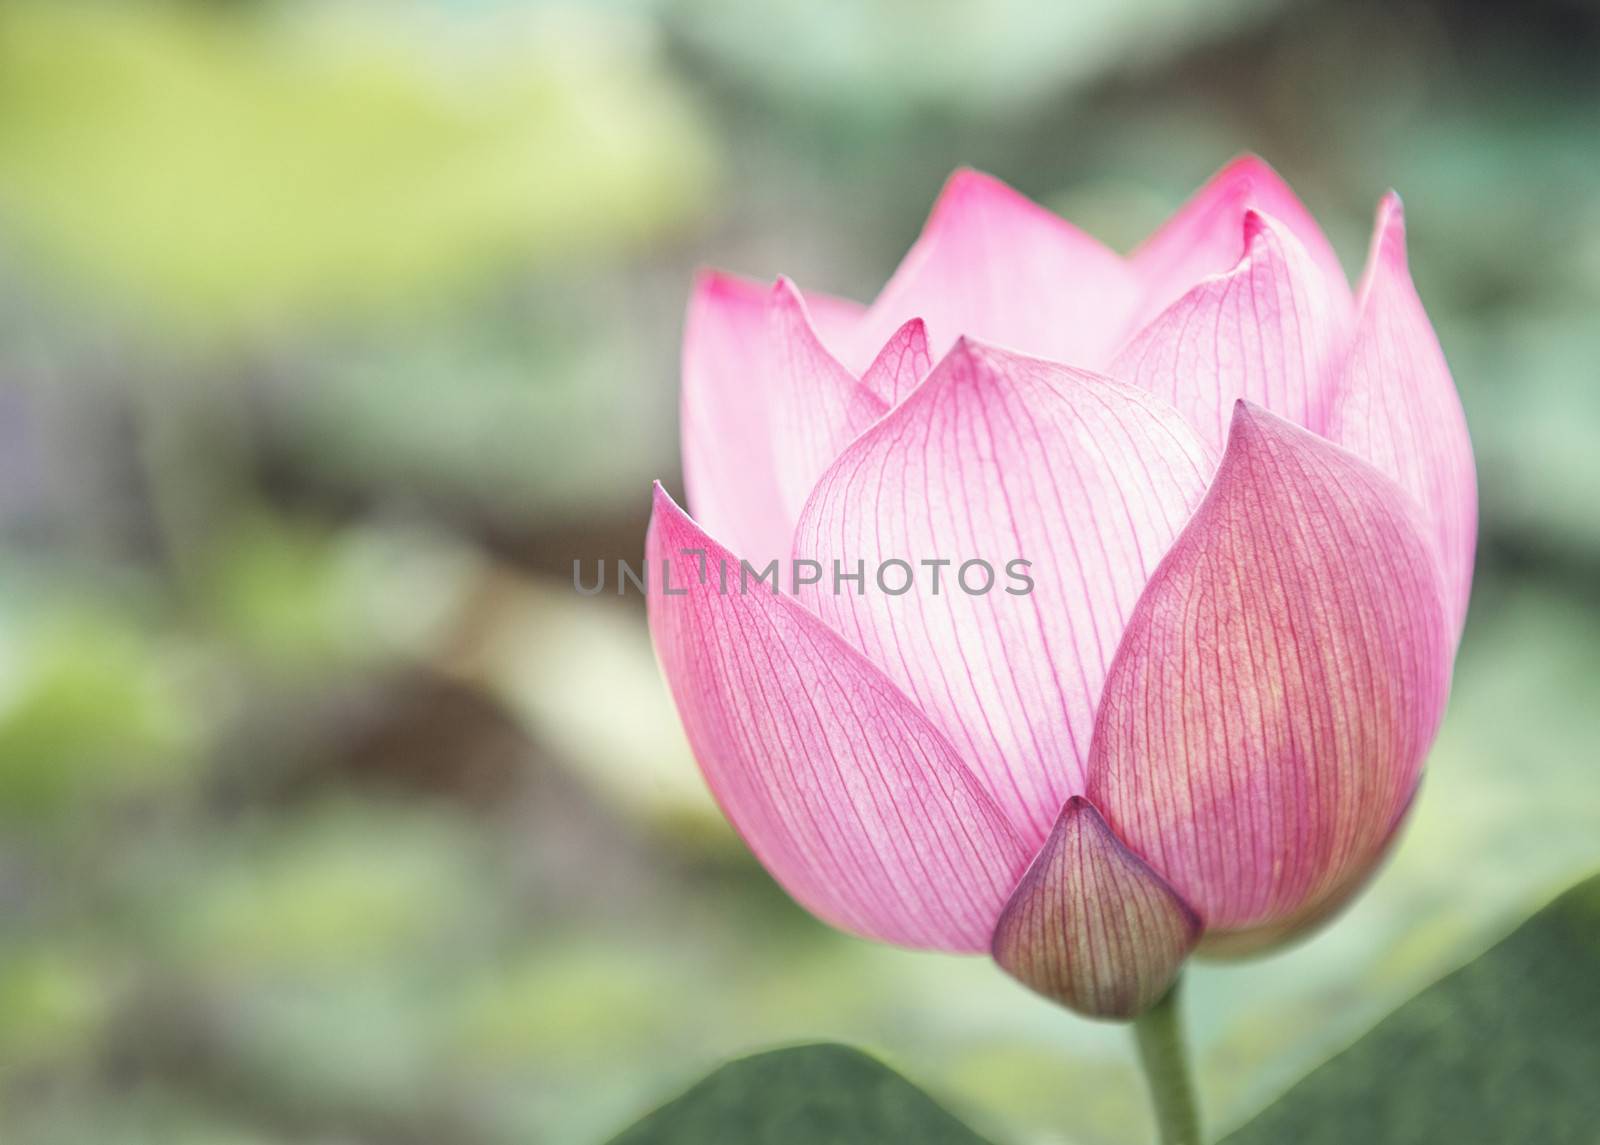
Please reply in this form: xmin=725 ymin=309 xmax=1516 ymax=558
xmin=767 ymin=275 xmax=811 ymax=322
xmin=940 ymin=165 xmax=1007 ymax=202
xmin=947 ymin=332 xmax=981 ymax=360
xmin=991 ymin=795 xmax=1200 ymax=1019
xmin=1222 ymin=151 xmax=1272 ymax=175
xmin=927 ymin=167 xmax=1050 ymax=233
xmin=692 ymin=267 xmax=760 ymax=303
xmin=1240 ymin=207 xmax=1269 ymax=245
xmin=649 ymin=481 xmax=692 ymax=535
xmin=1373 ymin=192 xmax=1409 ymax=267
xmin=770 ymin=273 xmax=803 ymax=302
xmin=1225 ymin=396 xmax=1279 ymax=442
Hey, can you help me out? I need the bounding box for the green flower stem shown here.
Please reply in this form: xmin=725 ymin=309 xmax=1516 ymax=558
xmin=1132 ymin=978 xmax=1203 ymax=1145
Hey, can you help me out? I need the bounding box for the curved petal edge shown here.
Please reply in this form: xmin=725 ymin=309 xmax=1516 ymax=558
xmin=1087 ymin=402 xmax=1451 ymax=932
xmin=1113 ymin=210 xmax=1352 ymax=451
xmin=1324 ymin=193 xmax=1477 ymax=644
xmin=1130 ymin=154 xmax=1350 ymax=327
xmin=846 ymin=169 xmax=1138 ymax=371
xmin=647 ymin=484 xmax=1031 ymax=952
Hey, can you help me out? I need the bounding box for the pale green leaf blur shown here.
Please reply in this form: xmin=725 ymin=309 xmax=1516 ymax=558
xmin=0 ymin=1 xmax=1596 ymax=1144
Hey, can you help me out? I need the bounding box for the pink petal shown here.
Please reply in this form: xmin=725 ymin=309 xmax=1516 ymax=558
xmin=681 ymin=271 xmax=796 ymax=565
xmin=858 ymin=317 xmax=932 ymax=408
xmin=992 ymin=796 xmax=1200 ymax=1019
xmin=1130 ymin=154 xmax=1349 ymax=328
xmin=793 ymin=340 xmax=1215 ymax=849
xmin=1197 ymin=787 xmax=1417 ymax=958
xmin=797 ymin=287 xmax=868 ymax=354
xmin=647 ymin=485 xmax=1031 ymax=952
xmin=681 ymin=272 xmax=885 ymax=566
xmin=844 ymin=169 xmax=1139 ymax=372
xmin=1113 ymin=211 xmax=1353 ymax=453
xmin=767 ymin=277 xmax=889 ymax=512
xmin=1324 ymin=194 xmax=1476 ymax=644
xmin=1086 ymin=403 xmax=1451 ymax=931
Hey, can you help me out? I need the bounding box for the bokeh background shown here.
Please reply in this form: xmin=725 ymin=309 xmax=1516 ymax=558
xmin=1 ymin=1 xmax=1597 ymax=1142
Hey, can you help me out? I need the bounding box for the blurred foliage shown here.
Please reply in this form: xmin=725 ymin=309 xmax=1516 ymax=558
xmin=604 ymin=872 xmax=1600 ymax=1144
xmin=669 ymin=0 xmax=1282 ymax=117
xmin=0 ymin=1 xmax=1598 ymax=1144
xmin=0 ymin=601 xmax=195 ymax=824
xmin=0 ymin=0 xmax=714 ymax=334
xmin=1220 ymin=872 xmax=1600 ymax=1144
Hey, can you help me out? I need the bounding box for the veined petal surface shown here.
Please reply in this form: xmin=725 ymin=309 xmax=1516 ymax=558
xmin=858 ymin=317 xmax=933 ymax=408
xmin=1130 ymin=155 xmax=1349 ymax=327
xmin=1112 ymin=212 xmax=1352 ymax=453
xmin=845 ymin=169 xmax=1139 ymax=372
xmin=1197 ymin=787 xmax=1417 ymax=959
xmin=767 ymin=277 xmax=889 ymax=513
xmin=794 ymin=341 xmax=1214 ymax=848
xmin=681 ymin=271 xmax=884 ymax=566
xmin=992 ymin=796 xmax=1200 ymax=1019
xmin=647 ymin=486 xmax=1030 ymax=952
xmin=1324 ymin=194 xmax=1476 ymax=643
xmin=1086 ymin=403 xmax=1450 ymax=931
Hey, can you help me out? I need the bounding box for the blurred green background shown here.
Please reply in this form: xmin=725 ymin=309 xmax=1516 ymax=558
xmin=1 ymin=1 xmax=1597 ymax=1142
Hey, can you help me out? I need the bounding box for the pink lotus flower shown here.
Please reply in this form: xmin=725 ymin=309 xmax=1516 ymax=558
xmin=647 ymin=157 xmax=1475 ymax=1019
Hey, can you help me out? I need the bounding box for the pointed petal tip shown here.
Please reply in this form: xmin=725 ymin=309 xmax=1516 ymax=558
xmin=1372 ymin=191 xmax=1409 ymax=267
xmin=691 ymin=267 xmax=762 ymax=303
xmin=858 ymin=316 xmax=934 ymax=406
xmin=926 ymin=167 xmax=1059 ymax=234
xmin=1228 ymin=395 xmax=1267 ymax=428
xmin=1223 ymin=398 xmax=1305 ymax=457
xmin=945 ymin=332 xmax=983 ymax=363
xmin=647 ymin=481 xmax=693 ymax=544
xmin=767 ymin=275 xmax=814 ymax=328
xmin=991 ymin=795 xmax=1200 ymax=1019
xmin=937 ymin=334 xmax=1024 ymax=383
xmin=769 ymin=273 xmax=804 ymax=304
xmin=1218 ymin=152 xmax=1282 ymax=187
xmin=1204 ymin=207 xmax=1299 ymax=284
xmin=939 ymin=165 xmax=1009 ymax=202
xmin=1062 ymin=798 xmax=1204 ymax=936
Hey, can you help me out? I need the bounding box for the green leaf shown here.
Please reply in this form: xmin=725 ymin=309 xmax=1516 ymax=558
xmin=608 ymin=1043 xmax=995 ymax=1145
xmin=1223 ymin=872 xmax=1600 ymax=1144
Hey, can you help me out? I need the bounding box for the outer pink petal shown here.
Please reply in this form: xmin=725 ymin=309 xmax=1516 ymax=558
xmin=991 ymin=796 xmax=1200 ymax=1020
xmin=647 ymin=485 xmax=1031 ymax=952
xmin=1324 ymin=194 xmax=1476 ymax=644
xmin=767 ymin=278 xmax=889 ymax=513
xmin=1086 ymin=403 xmax=1451 ymax=932
xmin=793 ymin=340 xmax=1215 ymax=849
xmin=1112 ymin=212 xmax=1353 ymax=452
xmin=858 ymin=317 xmax=932 ymax=408
xmin=1197 ymin=785 xmax=1417 ymax=959
xmin=844 ymin=169 xmax=1139 ymax=372
xmin=681 ymin=272 xmax=885 ymax=567
xmin=681 ymin=271 xmax=791 ymax=565
xmin=798 ymin=287 xmax=868 ymax=354
xmin=1129 ymin=154 xmax=1349 ymax=328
